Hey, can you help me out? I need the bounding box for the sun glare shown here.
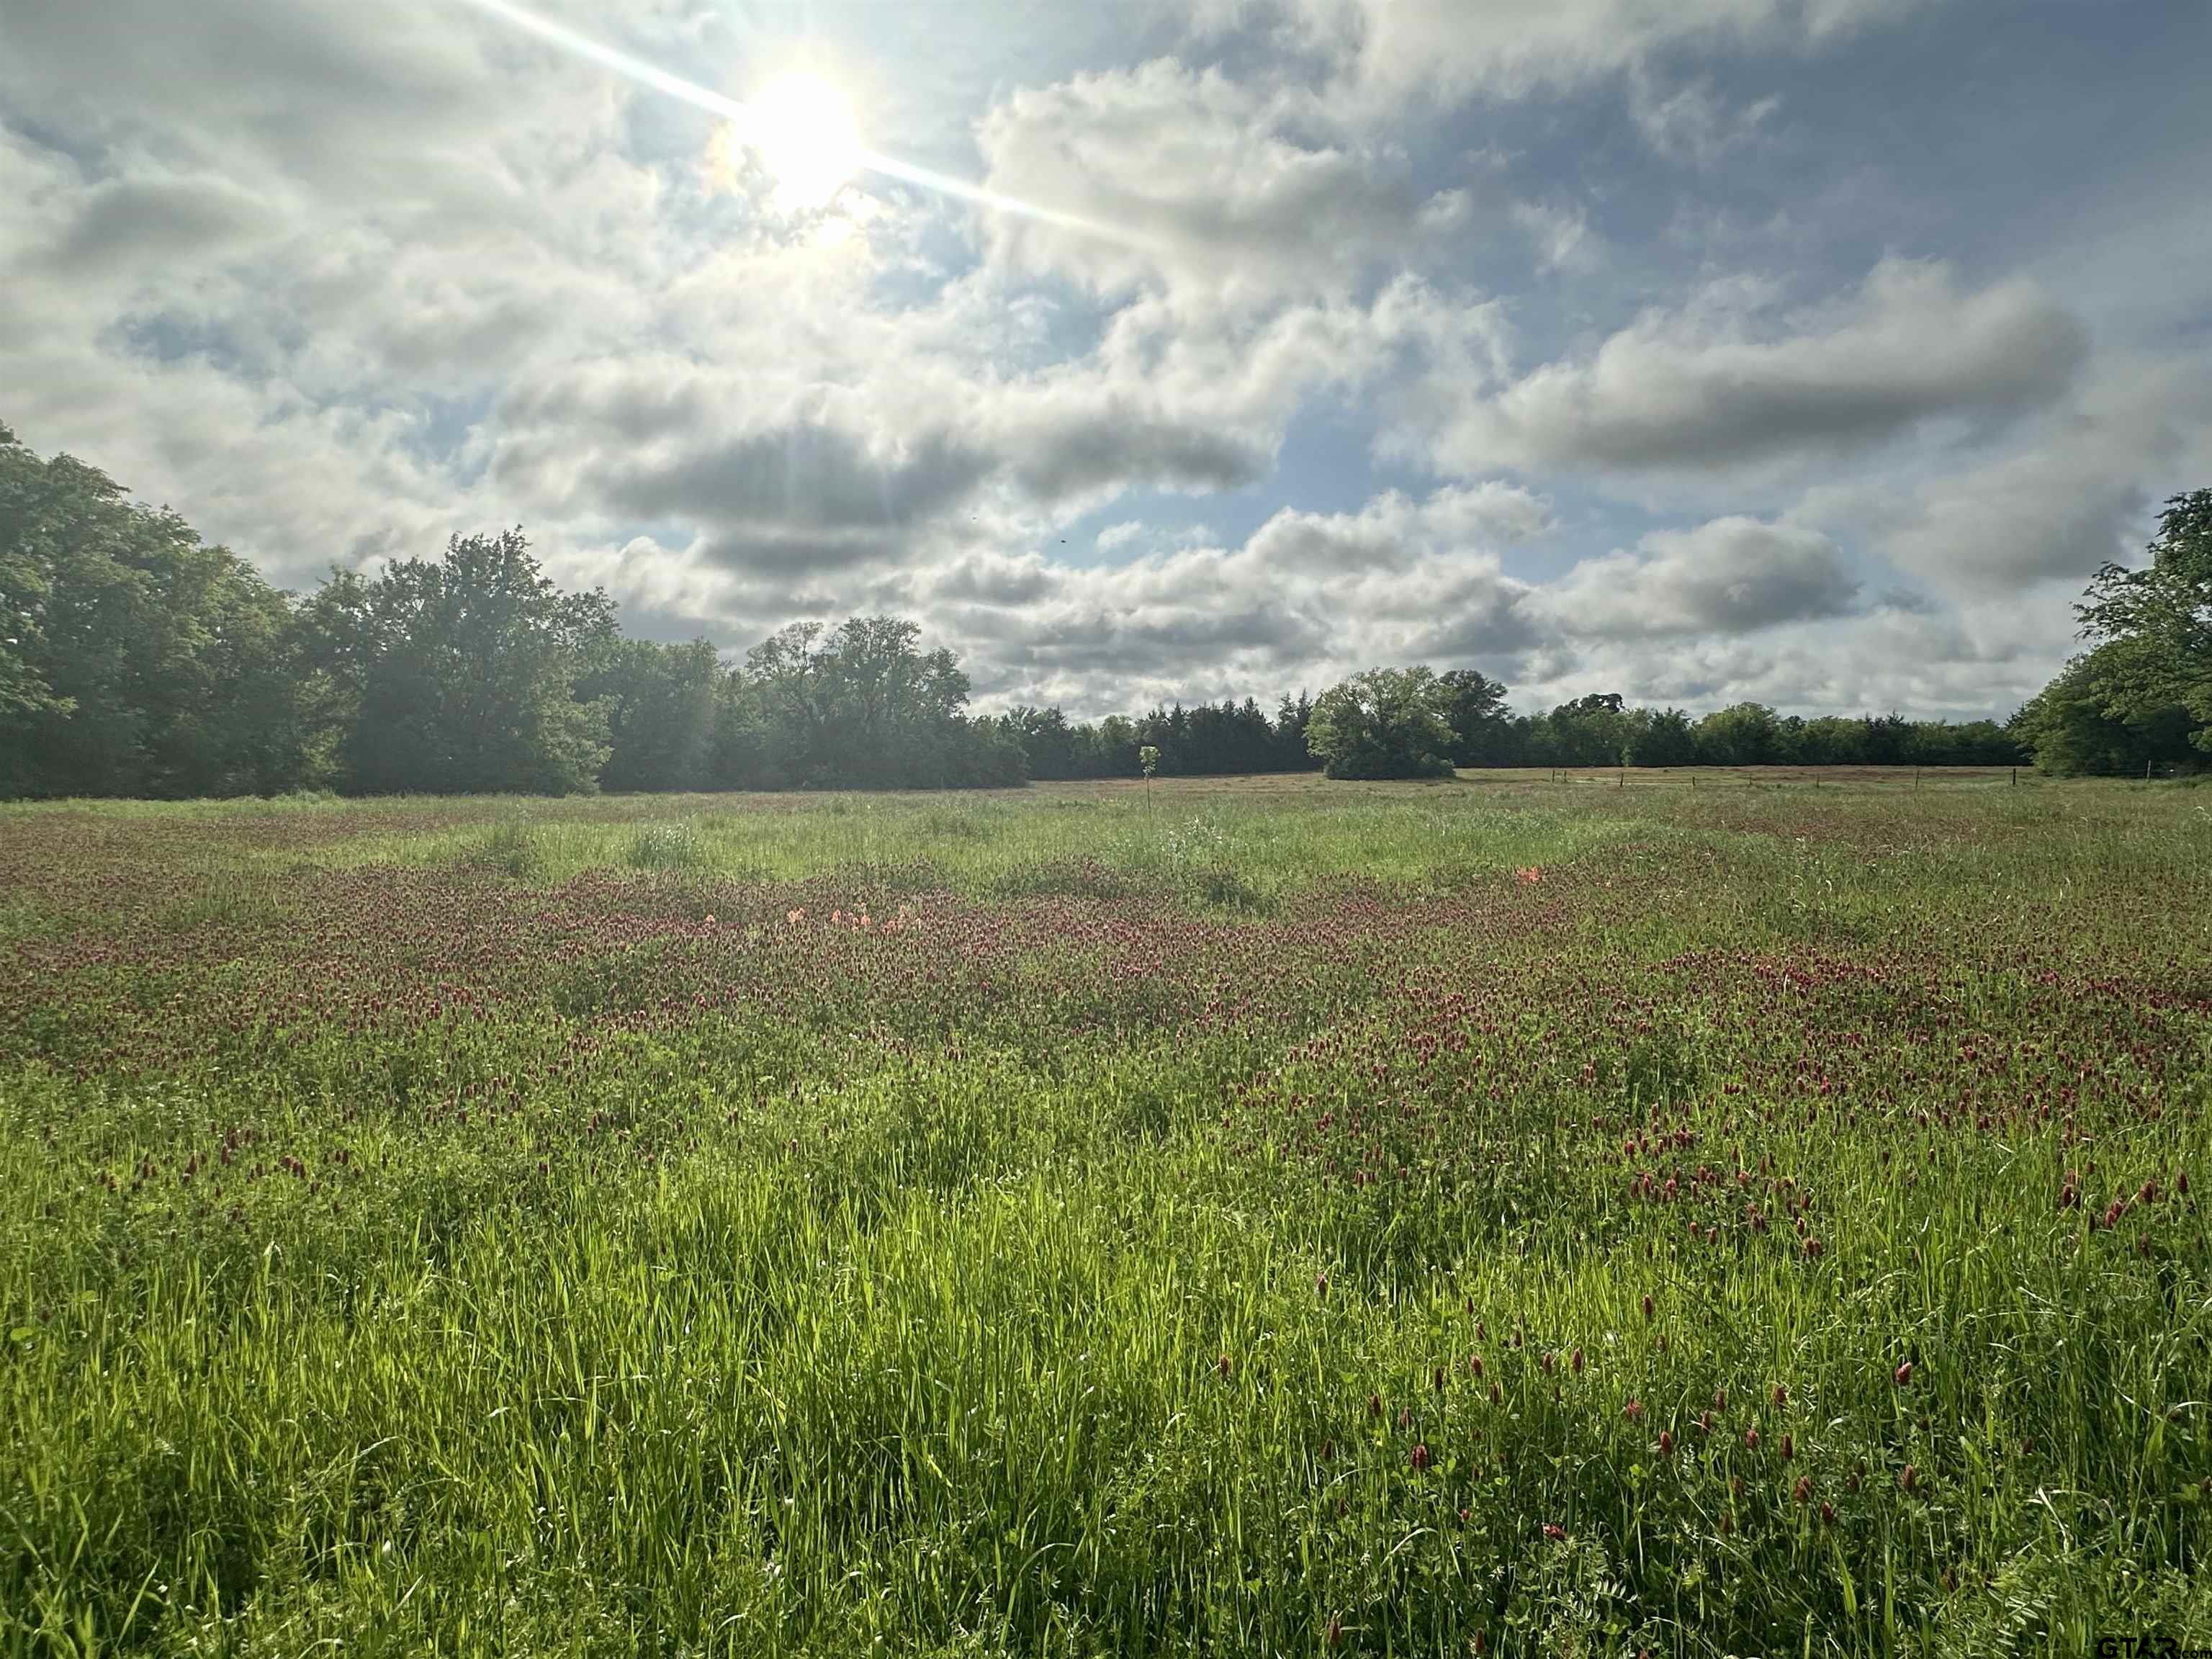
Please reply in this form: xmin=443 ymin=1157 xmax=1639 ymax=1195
xmin=745 ymin=73 xmax=862 ymax=211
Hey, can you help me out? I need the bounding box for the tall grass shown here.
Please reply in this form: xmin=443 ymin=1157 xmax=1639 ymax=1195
xmin=0 ymin=780 xmax=2206 ymax=1655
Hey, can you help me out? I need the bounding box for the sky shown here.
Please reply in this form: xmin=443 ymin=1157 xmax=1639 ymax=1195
xmin=3 ymin=0 xmax=2208 ymax=721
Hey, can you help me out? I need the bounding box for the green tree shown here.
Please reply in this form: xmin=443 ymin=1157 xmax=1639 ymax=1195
xmin=739 ymin=616 xmax=1021 ymax=789
xmin=2012 ymin=646 xmax=2197 ymax=776
xmin=1305 ymin=667 xmax=1457 ymax=780
xmin=1622 ymin=706 xmax=1698 ymax=767
xmin=585 ymin=637 xmax=721 ymax=793
xmin=0 ymin=425 xmax=301 ymax=798
xmin=344 ymin=529 xmax=616 ymax=795
xmin=1438 ymin=668 xmax=1514 ymax=765
xmin=1695 ymin=702 xmax=1784 ymax=767
xmin=1540 ymin=694 xmax=1631 ymax=767
xmin=2073 ymin=490 xmax=2212 ymax=752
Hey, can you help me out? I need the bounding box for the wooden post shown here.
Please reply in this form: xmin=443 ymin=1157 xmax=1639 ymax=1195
xmin=2010 ymin=767 xmax=2017 ymax=788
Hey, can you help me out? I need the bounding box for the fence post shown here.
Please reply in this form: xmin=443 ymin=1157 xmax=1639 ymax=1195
xmin=2010 ymin=767 xmax=2017 ymax=788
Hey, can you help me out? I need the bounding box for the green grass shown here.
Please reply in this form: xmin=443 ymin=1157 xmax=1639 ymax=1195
xmin=1 ymin=775 xmax=2208 ymax=1655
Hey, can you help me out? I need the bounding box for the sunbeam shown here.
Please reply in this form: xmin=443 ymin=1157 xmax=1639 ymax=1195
xmin=450 ymin=0 xmax=1141 ymax=244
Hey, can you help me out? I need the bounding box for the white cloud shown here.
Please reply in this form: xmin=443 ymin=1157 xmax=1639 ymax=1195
xmin=1534 ymin=516 xmax=1859 ymax=638
xmin=976 ymin=58 xmax=1467 ymax=305
xmin=1406 ymin=258 xmax=2086 ymax=480
xmin=1198 ymin=0 xmax=1943 ymax=107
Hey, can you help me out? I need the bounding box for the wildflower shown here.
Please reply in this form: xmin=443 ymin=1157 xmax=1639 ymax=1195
xmin=1641 ymin=1293 xmax=1655 ymax=1321
xmin=1772 ymin=1383 xmax=1788 ymax=1407
xmin=1516 ymin=866 xmax=1544 ymax=885
xmin=1410 ymin=1442 xmax=1431 ymax=1472
xmin=1802 ymin=1236 xmax=1825 ymax=1259
xmin=702 ymin=912 xmax=716 ymax=925
xmin=1820 ymin=1501 xmax=1837 ymax=1525
xmin=1779 ymin=1432 xmax=1794 ymax=1462
xmin=1899 ymin=1464 xmax=1918 ymax=1492
xmin=1745 ymin=1426 xmax=1761 ymax=1450
xmin=1571 ymin=1347 xmax=1585 ymax=1375
xmin=1658 ymin=1429 xmax=1674 ymax=1457
xmin=1217 ymin=1354 xmax=1233 ymax=1380
xmin=1624 ymin=1398 xmax=1645 ymax=1421
xmin=1468 ymin=1353 xmax=1484 ymax=1379
xmin=1542 ymin=1523 xmax=1566 ymax=1541
xmin=1368 ymin=1393 xmax=1383 ymax=1419
xmin=1893 ymin=1360 xmax=1912 ymax=1388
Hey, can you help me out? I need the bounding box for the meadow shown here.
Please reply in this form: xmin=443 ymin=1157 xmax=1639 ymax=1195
xmin=1 ymin=772 xmax=2208 ymax=1657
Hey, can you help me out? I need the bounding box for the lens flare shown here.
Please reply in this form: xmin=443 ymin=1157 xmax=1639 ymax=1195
xmin=449 ymin=0 xmax=1139 ymax=245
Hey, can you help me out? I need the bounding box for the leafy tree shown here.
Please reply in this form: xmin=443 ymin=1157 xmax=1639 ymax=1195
xmin=344 ymin=529 xmax=616 ymax=795
xmin=1541 ymin=694 xmax=1631 ymax=767
xmin=2074 ymin=490 xmax=2212 ymax=752
xmin=1003 ymin=706 xmax=1083 ymax=781
xmin=0 ymin=426 xmax=300 ymax=798
xmin=1092 ymin=714 xmax=1141 ymax=779
xmin=0 ymin=423 xmax=68 ymax=724
xmin=1305 ymin=667 xmax=1457 ymax=779
xmin=1622 ymin=707 xmax=1698 ymax=768
xmin=586 ymin=638 xmax=721 ymax=793
xmin=739 ymin=617 xmax=1020 ymax=789
xmin=2012 ymin=646 xmax=2196 ymax=776
xmin=1694 ymin=702 xmax=1784 ymax=767
xmin=1439 ymin=669 xmax=1514 ymax=765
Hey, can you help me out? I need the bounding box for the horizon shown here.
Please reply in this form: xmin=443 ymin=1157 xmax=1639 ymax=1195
xmin=4 ymin=0 xmax=2207 ymax=727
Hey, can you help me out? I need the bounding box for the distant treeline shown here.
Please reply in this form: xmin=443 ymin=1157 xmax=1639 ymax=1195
xmin=1009 ymin=687 xmax=2024 ymax=781
xmin=5 ymin=421 xmax=2199 ymax=796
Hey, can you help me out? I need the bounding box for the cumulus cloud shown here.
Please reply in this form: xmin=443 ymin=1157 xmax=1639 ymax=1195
xmin=1534 ymin=517 xmax=1860 ymax=638
xmin=976 ymin=58 xmax=1466 ymax=302
xmin=1197 ymin=0 xmax=1942 ymax=106
xmin=1784 ymin=353 xmax=2212 ymax=598
xmin=1412 ymin=259 xmax=2086 ymax=478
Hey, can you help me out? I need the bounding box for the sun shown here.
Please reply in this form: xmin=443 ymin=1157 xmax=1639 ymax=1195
xmin=744 ymin=73 xmax=863 ymax=211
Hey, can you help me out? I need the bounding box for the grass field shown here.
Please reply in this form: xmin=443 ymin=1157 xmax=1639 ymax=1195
xmin=2 ymin=775 xmax=2208 ymax=1656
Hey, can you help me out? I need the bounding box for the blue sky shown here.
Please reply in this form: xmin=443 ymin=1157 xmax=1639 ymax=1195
xmin=3 ymin=0 xmax=2207 ymax=719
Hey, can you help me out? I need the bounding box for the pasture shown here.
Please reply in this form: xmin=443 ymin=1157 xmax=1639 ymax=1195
xmin=1 ymin=775 xmax=2208 ymax=1655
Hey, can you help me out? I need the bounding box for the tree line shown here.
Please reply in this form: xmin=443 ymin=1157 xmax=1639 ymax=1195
xmin=2 ymin=421 xmax=2203 ymax=796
